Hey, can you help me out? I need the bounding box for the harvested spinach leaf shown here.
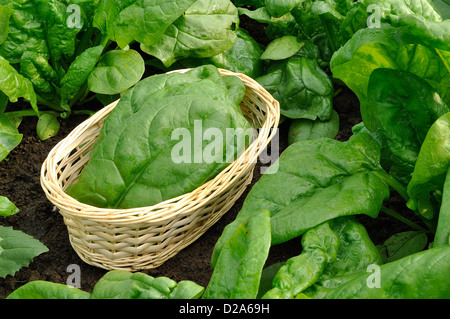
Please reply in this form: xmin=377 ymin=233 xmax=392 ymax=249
xmin=67 ymin=65 xmax=251 ymax=209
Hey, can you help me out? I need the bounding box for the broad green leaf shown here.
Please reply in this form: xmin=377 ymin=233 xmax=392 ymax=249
xmin=0 ymin=226 xmax=48 ymax=278
xmin=265 ymin=217 xmax=382 ymax=299
xmin=93 ymin=0 xmax=196 ymax=48
xmin=263 ymin=221 xmax=339 ymax=299
xmin=88 ymin=49 xmax=145 ymax=95
xmin=6 ymin=281 xmax=90 ymax=299
xmin=431 ymin=0 xmax=450 ymax=19
xmin=265 ymin=0 xmax=305 ymax=18
xmin=0 ymin=4 xmax=11 ymax=46
xmin=203 ymin=210 xmax=271 ymax=299
xmin=331 ymin=26 xmax=450 ymax=130
xmin=36 ymin=114 xmax=60 ymax=141
xmin=0 ymin=196 xmax=19 ymax=217
xmin=288 ymin=110 xmax=339 ymax=144
xmin=366 ymin=68 xmax=449 ymax=184
xmin=260 ymin=36 xmax=304 ymax=60
xmin=187 ymin=28 xmax=265 ymax=79
xmin=141 ymin=0 xmax=239 ymax=67
xmin=67 ymin=65 xmax=251 ymax=209
xmin=19 ymin=52 xmax=60 ymax=110
xmin=211 ymin=133 xmax=390 ymax=265
xmin=0 ymin=56 xmax=37 ymax=112
xmin=60 ymin=44 xmax=105 ymax=110
xmin=363 ymin=0 xmax=442 ymax=22
xmin=0 ymin=114 xmax=22 ymax=161
xmin=407 ymin=112 xmax=450 ymax=218
xmin=91 ymin=270 xmax=204 ymax=299
xmin=377 ymin=231 xmax=428 ymax=263
xmin=304 ymin=246 xmax=450 ymax=299
xmin=256 ymin=57 xmax=333 ymax=120
xmin=33 ymin=0 xmax=83 ymax=60
xmin=435 ymin=167 xmax=450 ymax=246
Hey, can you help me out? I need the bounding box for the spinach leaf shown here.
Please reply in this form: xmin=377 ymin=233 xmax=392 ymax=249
xmin=377 ymin=231 xmax=428 ymax=263
xmin=435 ymin=168 xmax=450 ymax=246
xmin=91 ymin=270 xmax=204 ymax=299
xmin=6 ymin=281 xmax=90 ymax=299
xmin=66 ymin=65 xmax=251 ymax=209
xmin=407 ymin=112 xmax=450 ymax=218
xmin=262 ymin=221 xmax=340 ymax=299
xmin=256 ymin=56 xmax=334 ymax=120
xmin=176 ymin=28 xmax=265 ymax=79
xmin=305 ymin=246 xmax=450 ymax=298
xmin=203 ymin=210 xmax=271 ymax=299
xmin=93 ymin=0 xmax=196 ymax=49
xmin=0 ymin=113 xmax=22 ymax=161
xmin=141 ymin=0 xmax=239 ymax=67
xmin=36 ymin=114 xmax=60 ymax=141
xmin=0 ymin=196 xmax=19 ymax=217
xmin=60 ymin=44 xmax=105 ymax=110
xmin=88 ymin=49 xmax=145 ymax=95
xmin=331 ymin=25 xmax=450 ymax=130
xmin=288 ymin=109 xmax=339 ymax=144
xmin=0 ymin=56 xmax=37 ymax=112
xmin=0 ymin=4 xmax=11 ymax=46
xmin=260 ymin=36 xmax=305 ymax=61
xmin=212 ymin=133 xmax=390 ymax=265
xmin=265 ymin=217 xmax=382 ymax=299
xmin=366 ymin=68 xmax=449 ymax=185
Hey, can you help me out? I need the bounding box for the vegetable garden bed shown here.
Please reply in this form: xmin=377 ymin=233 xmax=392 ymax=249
xmin=0 ymin=0 xmax=449 ymax=299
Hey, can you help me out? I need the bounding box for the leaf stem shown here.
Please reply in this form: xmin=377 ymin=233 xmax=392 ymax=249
xmin=381 ymin=206 xmax=428 ymax=232
xmin=374 ymin=170 xmax=409 ymax=202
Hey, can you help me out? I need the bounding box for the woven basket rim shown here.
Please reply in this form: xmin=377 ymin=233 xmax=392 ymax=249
xmin=40 ymin=68 xmax=280 ymax=224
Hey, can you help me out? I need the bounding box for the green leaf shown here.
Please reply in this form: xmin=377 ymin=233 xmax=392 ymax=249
xmin=212 ymin=133 xmax=390 ymax=265
xmin=265 ymin=0 xmax=305 ymax=18
xmin=367 ymin=68 xmax=449 ymax=184
xmin=0 ymin=4 xmax=11 ymax=46
xmin=305 ymin=246 xmax=450 ymax=299
xmin=203 ymin=210 xmax=271 ymax=299
xmin=183 ymin=28 xmax=265 ymax=78
xmin=91 ymin=270 xmax=204 ymax=299
xmin=88 ymin=49 xmax=145 ymax=95
xmin=260 ymin=36 xmax=304 ymax=60
xmin=288 ymin=110 xmax=339 ymax=144
xmin=67 ymin=65 xmax=251 ymax=209
xmin=36 ymin=114 xmax=60 ymax=141
xmin=263 ymin=221 xmax=340 ymax=299
xmin=435 ymin=167 xmax=450 ymax=246
xmin=93 ymin=0 xmax=196 ymax=48
xmin=256 ymin=56 xmax=334 ymax=120
xmin=0 ymin=113 xmax=22 ymax=161
xmin=19 ymin=52 xmax=60 ymax=110
xmin=141 ymin=0 xmax=239 ymax=67
xmin=377 ymin=231 xmax=428 ymax=263
xmin=0 ymin=196 xmax=19 ymax=217
xmin=0 ymin=226 xmax=48 ymax=278
xmin=407 ymin=112 xmax=450 ymax=218
xmin=6 ymin=281 xmax=90 ymax=299
xmin=60 ymin=44 xmax=105 ymax=110
xmin=0 ymin=56 xmax=37 ymax=112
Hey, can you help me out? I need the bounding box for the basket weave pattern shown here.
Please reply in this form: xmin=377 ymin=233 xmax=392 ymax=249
xmin=40 ymin=69 xmax=280 ymax=270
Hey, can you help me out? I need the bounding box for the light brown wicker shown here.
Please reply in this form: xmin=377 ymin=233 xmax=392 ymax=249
xmin=40 ymin=68 xmax=280 ymax=271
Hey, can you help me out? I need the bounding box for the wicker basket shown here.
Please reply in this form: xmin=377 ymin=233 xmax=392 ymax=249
xmin=40 ymin=68 xmax=280 ymax=271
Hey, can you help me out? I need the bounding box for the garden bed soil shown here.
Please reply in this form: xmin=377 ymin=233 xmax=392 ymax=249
xmin=0 ymin=86 xmax=424 ymax=299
